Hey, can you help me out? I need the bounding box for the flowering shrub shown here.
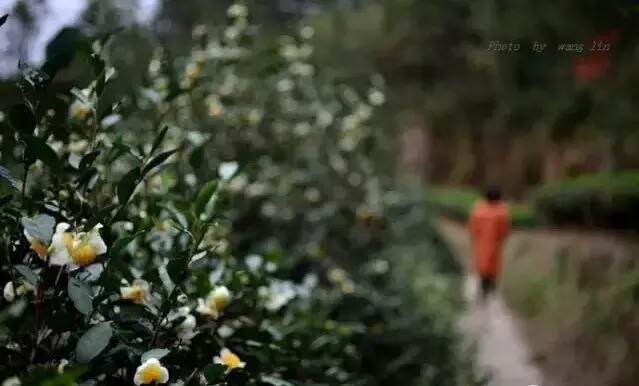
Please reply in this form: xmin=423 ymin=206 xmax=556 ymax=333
xmin=0 ymin=4 xmax=477 ymax=386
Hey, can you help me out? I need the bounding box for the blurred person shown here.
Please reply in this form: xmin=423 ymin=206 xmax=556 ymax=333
xmin=468 ymin=186 xmax=510 ymax=300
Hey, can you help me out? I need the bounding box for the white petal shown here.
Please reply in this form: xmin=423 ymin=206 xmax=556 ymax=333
xmin=218 ymin=161 xmax=239 ymax=180
xmin=23 ymin=229 xmax=34 ymax=242
xmin=88 ymin=234 xmax=107 ymax=256
xmin=4 ymin=281 xmax=15 ymax=302
xmin=145 ymin=358 xmax=160 ymax=366
xmin=220 ymin=348 xmax=231 ymax=357
xmin=49 ymin=248 xmax=71 ymax=267
xmin=55 ymin=222 xmax=71 ymax=233
xmin=133 ymin=371 xmax=143 ymax=385
xmin=133 ymin=279 xmax=151 ymax=292
xmin=67 ymin=263 xmax=80 ymax=271
xmin=160 ymin=366 xmax=169 ymax=383
xmin=120 ymin=287 xmax=132 ymax=297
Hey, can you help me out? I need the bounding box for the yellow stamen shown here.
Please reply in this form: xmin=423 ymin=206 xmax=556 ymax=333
xmin=63 ymin=233 xmax=74 ymax=252
xmin=154 ymin=222 xmax=168 ymax=232
xmin=70 ymin=243 xmax=98 ymax=266
xmin=139 ymin=363 xmax=163 ymax=384
xmin=209 ymin=105 xmax=223 ymax=117
xmin=222 ymin=351 xmax=241 ymax=369
xmin=213 ymin=295 xmax=229 ymax=311
xmin=30 ymin=239 xmax=48 ymax=258
xmin=122 ymin=285 xmax=145 ymax=303
xmin=73 ymin=105 xmax=89 ymax=120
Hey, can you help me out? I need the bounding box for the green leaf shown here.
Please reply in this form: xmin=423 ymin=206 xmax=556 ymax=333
xmin=166 ymin=256 xmax=188 ymax=284
xmin=150 ymin=125 xmax=169 ymax=156
xmin=15 ymin=265 xmax=39 ymax=286
xmin=90 ymin=54 xmax=106 ymax=97
xmin=189 ymin=144 xmax=205 ymax=170
xmin=79 ymin=151 xmax=100 ymax=172
xmin=22 ymin=365 xmax=87 ymax=386
xmin=85 ymin=204 xmax=118 ymax=230
xmin=202 ymin=364 xmax=226 ymax=383
xmin=0 ymin=166 xmax=21 ymax=190
xmin=0 ymin=194 xmax=11 ymax=206
xmin=110 ymin=230 xmax=146 ymax=257
xmin=24 ymin=136 xmax=61 ymax=173
xmin=117 ymin=167 xmax=140 ymax=205
xmin=96 ymin=71 xmax=106 ymax=98
xmin=76 ymin=166 xmax=98 ymax=188
xmin=0 ymin=14 xmax=8 ymax=28
xmin=21 ymin=213 xmax=56 ymax=243
xmin=142 ymin=149 xmax=178 ymax=176
xmin=76 ymin=323 xmax=113 ymax=363
xmin=141 ymin=348 xmax=170 ymax=363
xmin=193 ymin=179 xmax=218 ymax=216
xmin=9 ymin=103 xmax=36 ymax=134
xmin=68 ymin=277 xmax=93 ymax=315
xmin=260 ymin=375 xmax=295 ymax=386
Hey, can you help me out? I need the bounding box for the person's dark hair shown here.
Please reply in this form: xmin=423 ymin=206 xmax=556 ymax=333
xmin=484 ymin=185 xmax=502 ymax=202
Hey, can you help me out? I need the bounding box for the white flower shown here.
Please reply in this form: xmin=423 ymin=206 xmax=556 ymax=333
xmin=176 ymin=314 xmax=197 ymax=341
xmin=177 ymin=294 xmax=188 ymax=304
xmin=57 ymin=359 xmax=69 ymax=374
xmin=248 ymin=109 xmax=263 ymax=126
xmin=69 ymin=99 xmax=91 ymax=120
xmin=300 ymin=25 xmax=314 ymax=40
xmin=259 ymin=280 xmax=296 ymax=312
xmin=210 ymin=286 xmax=231 ymax=311
xmin=167 ymin=306 xmax=191 ymax=322
xmin=245 ymin=254 xmax=263 ymax=272
xmin=368 ymin=89 xmax=385 ymax=106
xmin=2 ymin=376 xmax=21 ymax=386
xmin=218 ymin=162 xmax=239 ymax=180
xmin=120 ymin=279 xmax=151 ymax=303
xmin=3 ymin=279 xmax=33 ymax=302
xmin=316 ymin=110 xmax=333 ymax=128
xmin=185 ymin=63 xmax=200 ymax=81
xmin=214 ymin=348 xmax=246 ymax=373
xmin=227 ymin=4 xmax=248 ymax=18
xmin=276 ymin=78 xmax=294 ymax=92
xmin=195 ymin=298 xmax=219 ymax=319
xmin=3 ymin=281 xmax=15 ymax=302
xmin=205 ymin=95 xmax=223 ymax=117
xmin=50 ymin=223 xmax=107 ymax=270
xmin=217 ymin=324 xmax=235 ymax=339
xmin=134 ymin=358 xmax=169 ymax=385
xmin=196 ymin=286 xmax=231 ymax=318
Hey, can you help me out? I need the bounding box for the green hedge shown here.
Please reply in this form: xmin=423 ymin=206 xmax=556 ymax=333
xmin=532 ymin=171 xmax=639 ymax=228
xmin=425 ymin=186 xmax=541 ymax=228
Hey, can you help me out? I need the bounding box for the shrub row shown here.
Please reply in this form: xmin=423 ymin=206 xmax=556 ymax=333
xmin=532 ymin=171 xmax=639 ymax=229
xmin=425 ymin=186 xmax=540 ymax=228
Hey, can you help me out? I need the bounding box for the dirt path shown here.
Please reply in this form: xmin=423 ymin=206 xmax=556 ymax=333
xmin=438 ymin=218 xmax=548 ymax=386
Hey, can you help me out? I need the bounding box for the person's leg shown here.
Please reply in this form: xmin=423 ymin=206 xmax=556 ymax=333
xmin=479 ymin=275 xmax=496 ymax=299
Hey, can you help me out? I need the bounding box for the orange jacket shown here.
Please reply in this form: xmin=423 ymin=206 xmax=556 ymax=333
xmin=468 ymin=200 xmax=510 ymax=278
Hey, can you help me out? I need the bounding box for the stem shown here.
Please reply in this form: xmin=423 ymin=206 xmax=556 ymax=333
xmin=90 ymin=106 xmax=100 ymax=152
xmin=54 ymin=265 xmax=64 ymax=288
xmin=148 ymin=286 xmax=175 ymax=350
xmin=21 ymin=162 xmax=29 ymax=205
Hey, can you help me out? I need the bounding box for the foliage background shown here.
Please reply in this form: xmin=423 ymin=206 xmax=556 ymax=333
xmin=0 ymin=2 xmax=480 ymax=386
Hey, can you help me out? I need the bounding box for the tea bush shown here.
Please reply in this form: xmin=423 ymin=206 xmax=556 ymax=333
xmin=532 ymin=171 xmax=639 ymax=229
xmin=0 ymin=5 xmax=476 ymax=386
